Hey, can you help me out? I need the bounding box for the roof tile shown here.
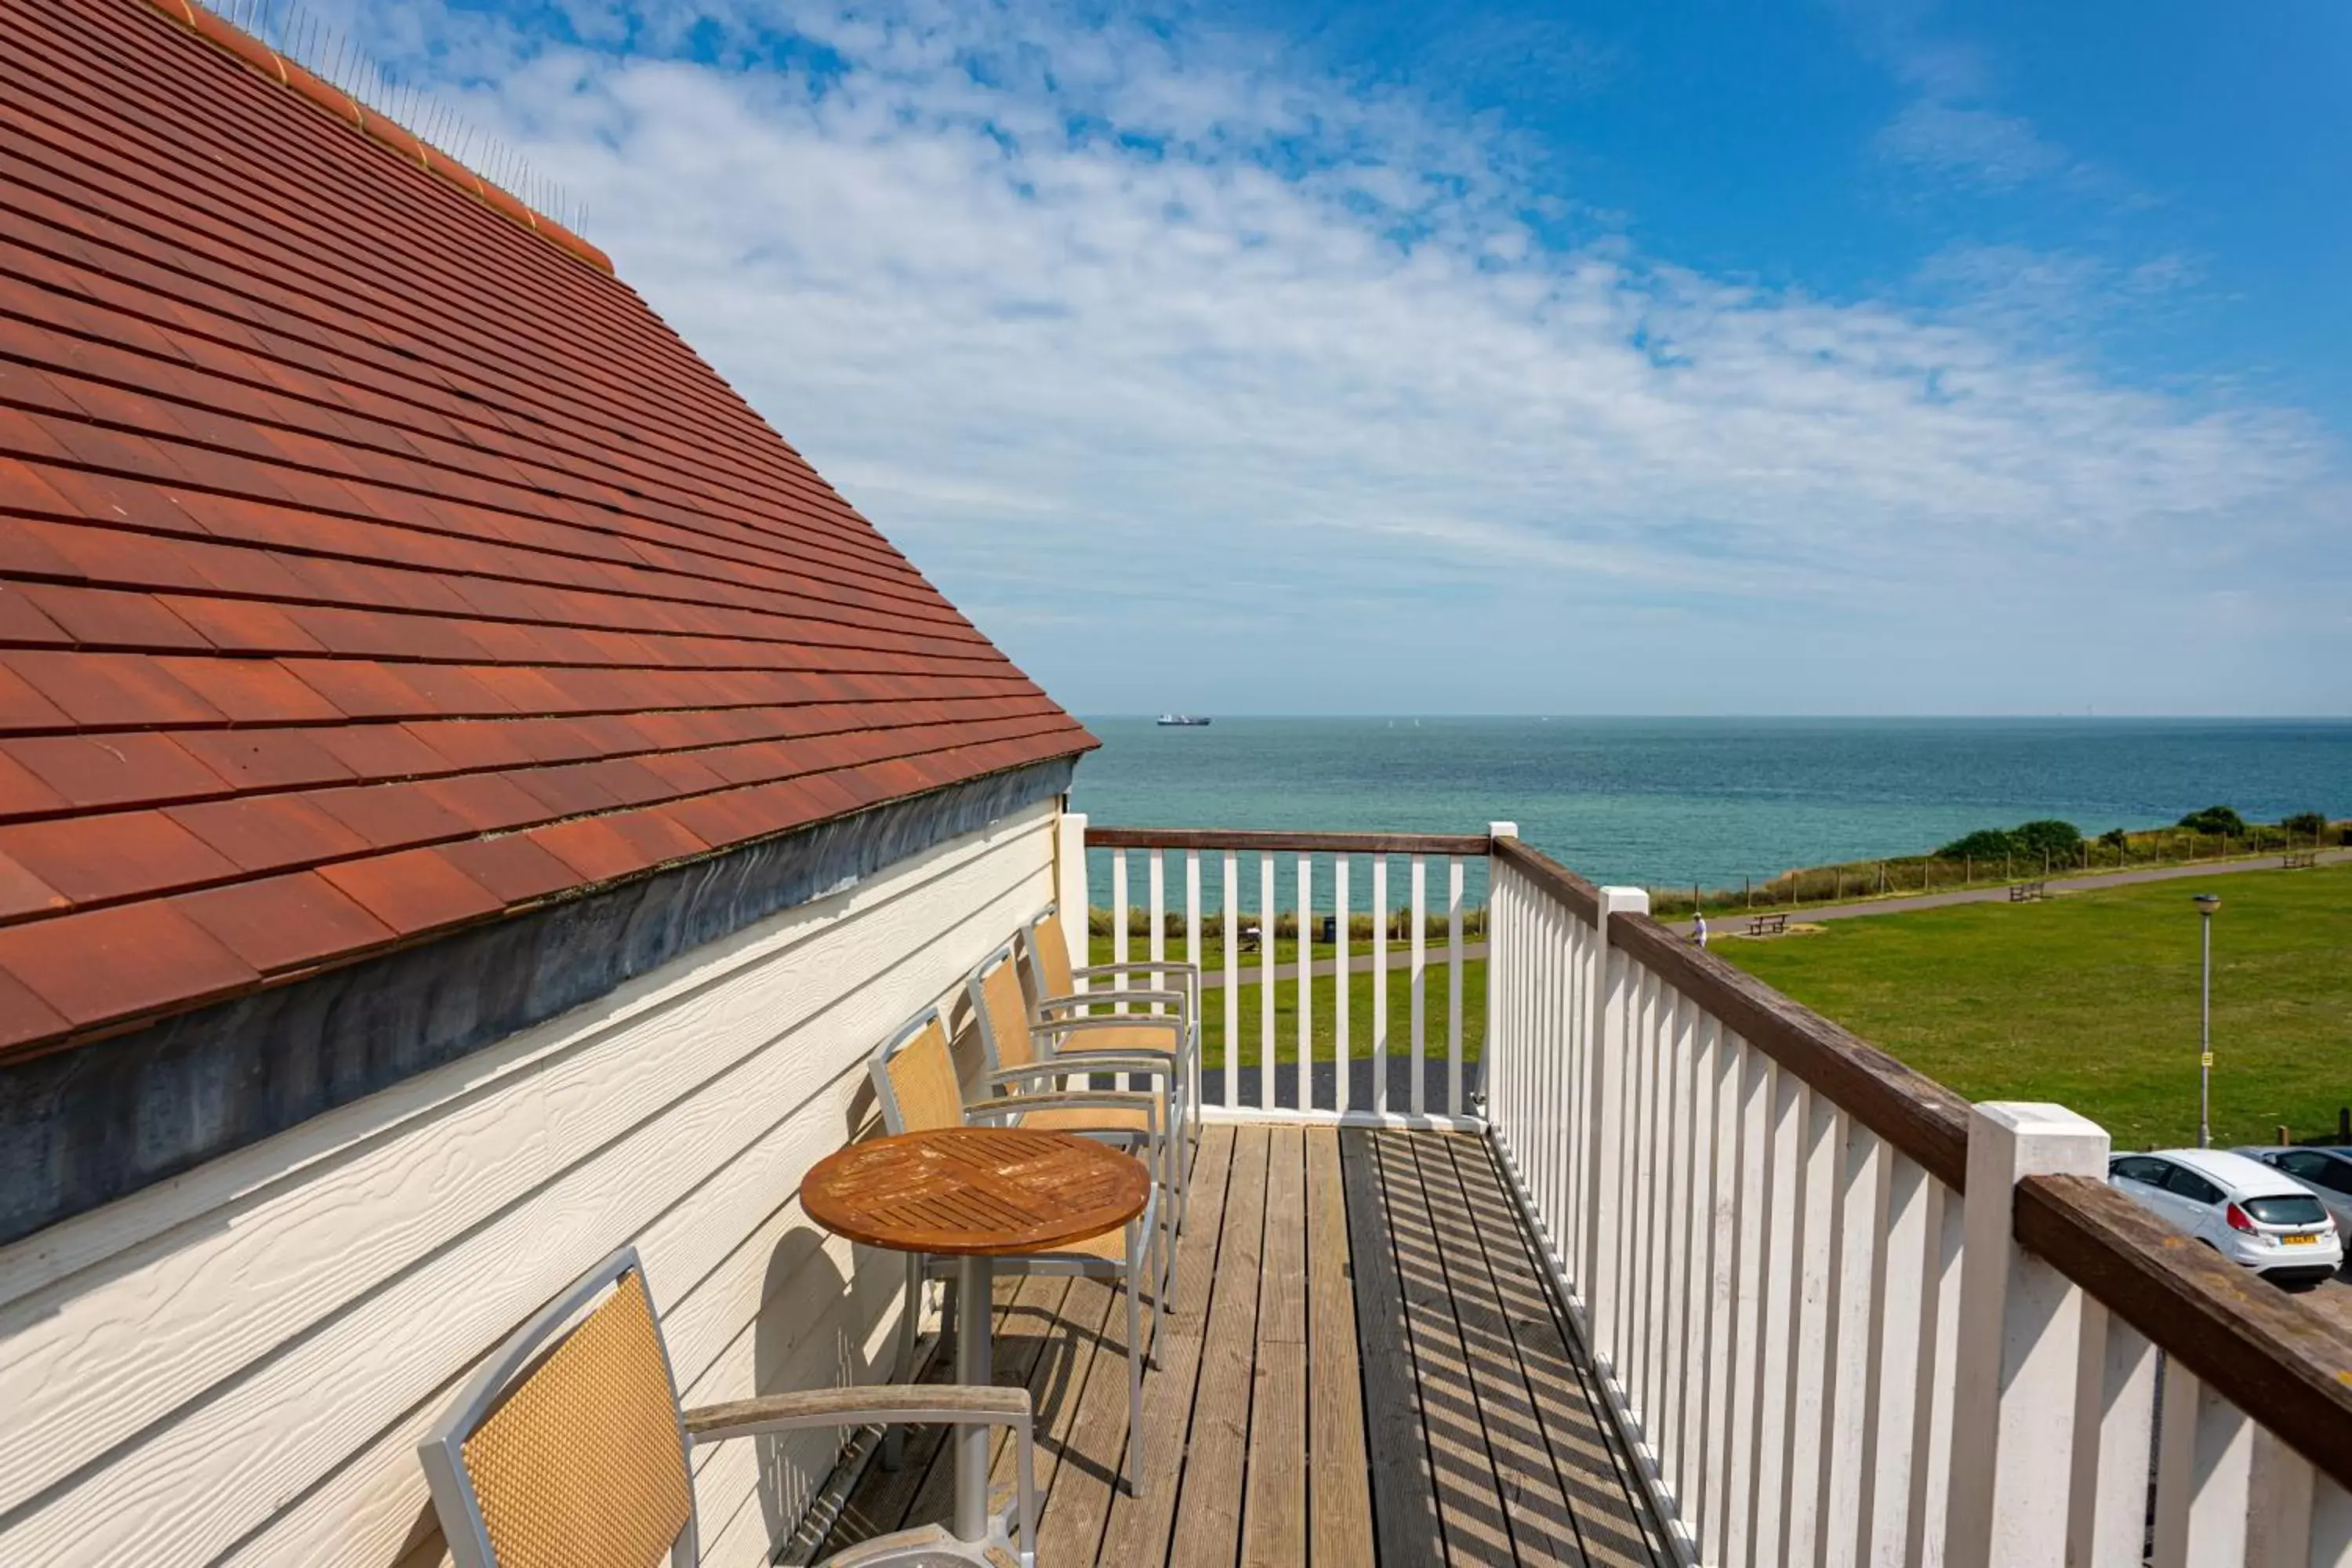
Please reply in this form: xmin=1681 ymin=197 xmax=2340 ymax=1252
xmin=437 ymin=834 xmax=581 ymax=906
xmin=0 ymin=901 xmax=258 ymax=1028
xmin=0 ymin=811 xmax=240 ymax=905
xmin=2 ymin=733 xmax=229 ymax=811
xmin=173 ymin=872 xmax=396 ymax=973
xmin=316 ymin=847 xmax=502 ymax=937
xmin=167 ymin=794 xmax=370 ymax=873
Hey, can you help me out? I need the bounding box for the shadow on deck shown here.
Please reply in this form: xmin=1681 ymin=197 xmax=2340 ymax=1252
xmin=823 ymin=1126 xmax=1671 ymax=1566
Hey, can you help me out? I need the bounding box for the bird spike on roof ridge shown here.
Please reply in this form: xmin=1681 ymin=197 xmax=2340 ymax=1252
xmin=143 ymin=0 xmax=606 ymax=269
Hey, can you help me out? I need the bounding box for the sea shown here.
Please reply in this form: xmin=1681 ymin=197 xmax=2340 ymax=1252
xmin=1068 ymin=716 xmax=2352 ymax=899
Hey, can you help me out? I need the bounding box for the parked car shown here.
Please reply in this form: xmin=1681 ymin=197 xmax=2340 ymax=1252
xmin=2234 ymin=1145 xmax=2352 ymax=1237
xmin=2105 ymin=1149 xmax=2342 ymax=1291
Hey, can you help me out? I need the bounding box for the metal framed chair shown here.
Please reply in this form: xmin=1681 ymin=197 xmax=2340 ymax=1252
xmin=417 ymin=1244 xmax=1036 ymax=1568
xmin=1022 ymin=906 xmax=1199 ymax=1163
xmin=967 ymin=942 xmax=1186 ymax=1278
xmin=868 ymin=1007 xmax=1166 ymax=1495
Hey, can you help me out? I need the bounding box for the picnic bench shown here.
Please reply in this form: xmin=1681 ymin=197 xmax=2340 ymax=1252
xmin=2009 ymin=880 xmax=2046 ymax=902
xmin=2283 ymin=851 xmax=2318 ymax=869
xmin=1747 ymin=913 xmax=1788 ymax=937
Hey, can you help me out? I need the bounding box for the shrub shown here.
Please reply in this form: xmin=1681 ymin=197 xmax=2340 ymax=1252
xmin=2098 ymin=827 xmax=2129 ymax=848
xmin=2011 ymin=819 xmax=2083 ymax=861
xmin=2283 ymin=811 xmax=2329 ymax=839
xmin=2179 ymin=805 xmax=2246 ymax=836
xmin=1936 ymin=828 xmax=2014 ymax=861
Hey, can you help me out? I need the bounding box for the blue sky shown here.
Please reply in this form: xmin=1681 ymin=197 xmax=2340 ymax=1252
xmin=348 ymin=0 xmax=2349 ymax=714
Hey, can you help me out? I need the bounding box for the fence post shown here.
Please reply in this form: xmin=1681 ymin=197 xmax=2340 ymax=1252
xmin=1945 ymin=1102 xmax=2110 ymax=1568
xmin=1583 ymin=885 xmax=1649 ymax=1367
xmin=1055 ymin=810 xmax=1089 ymax=975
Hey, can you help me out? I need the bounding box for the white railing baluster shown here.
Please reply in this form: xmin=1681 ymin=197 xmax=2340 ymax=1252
xmin=2067 ymin=1304 xmax=2157 ymax=1568
xmin=1372 ymin=856 xmax=1389 ymax=1116
xmin=1446 ymin=855 xmax=1465 ymax=1118
xmin=1186 ymin=850 xmax=1203 ymax=1122
xmin=1817 ymin=1116 xmax=1883 ymax=1568
xmin=2312 ymin=1472 xmax=2352 ymax=1568
xmin=1111 ymin=850 xmax=1130 ymax=1012
xmin=1334 ymin=855 xmax=1350 ymax=1116
xmin=1296 ymin=854 xmax=1312 ymax=1114
xmin=1721 ymin=1041 xmax=1771 ymax=1568
xmin=1259 ymin=853 xmax=1276 ymax=1112
xmin=1654 ymin=985 xmax=1690 ymax=1489
xmin=2154 ymin=1364 xmax=2256 ymax=1568
xmin=1221 ymin=850 xmax=1239 ymax=1112
xmin=1751 ymin=1068 xmax=1806 ymax=1565
xmin=2252 ymin=1432 xmax=2316 ymax=1568
xmin=1149 ymin=850 xmax=1166 ymax=1012
xmin=1860 ymin=1152 xmax=1927 ymax=1565
xmin=1410 ymin=855 xmax=1428 ymax=1117
xmin=1677 ymin=1014 xmax=1722 ymax=1533
xmin=1782 ymin=1086 xmax=1839 ymax=1567
xmin=1909 ymin=1180 xmax=1967 ymax=1568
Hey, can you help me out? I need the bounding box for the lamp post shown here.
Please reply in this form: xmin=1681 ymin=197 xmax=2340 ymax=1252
xmin=2194 ymin=893 xmax=2220 ymax=1148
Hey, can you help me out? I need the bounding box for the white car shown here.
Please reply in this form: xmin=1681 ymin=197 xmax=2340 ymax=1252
xmin=2236 ymin=1145 xmax=2352 ymax=1238
xmin=2106 ymin=1148 xmax=2342 ymax=1291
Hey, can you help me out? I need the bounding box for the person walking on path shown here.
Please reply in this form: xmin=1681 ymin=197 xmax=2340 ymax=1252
xmin=1692 ymin=909 xmax=1708 ymax=949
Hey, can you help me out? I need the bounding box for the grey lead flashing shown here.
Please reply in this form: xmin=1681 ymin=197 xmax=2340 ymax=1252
xmin=0 ymin=758 xmax=1075 ymax=1248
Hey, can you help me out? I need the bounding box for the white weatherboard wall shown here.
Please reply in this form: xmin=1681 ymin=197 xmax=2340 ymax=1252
xmin=0 ymin=797 xmax=1062 ymax=1568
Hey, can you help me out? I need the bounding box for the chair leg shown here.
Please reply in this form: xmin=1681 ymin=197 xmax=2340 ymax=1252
xmin=882 ymin=1253 xmax=925 ymax=1471
xmin=1126 ymin=1250 xmax=1147 ymax=1498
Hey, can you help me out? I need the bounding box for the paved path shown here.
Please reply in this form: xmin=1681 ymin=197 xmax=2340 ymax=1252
xmin=1182 ymin=847 xmax=2347 ymax=985
xmin=1672 ymin=847 xmax=2350 ymax=940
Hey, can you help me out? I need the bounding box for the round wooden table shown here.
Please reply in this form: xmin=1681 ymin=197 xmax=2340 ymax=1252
xmin=804 ymin=1127 xmax=1152 ymax=1544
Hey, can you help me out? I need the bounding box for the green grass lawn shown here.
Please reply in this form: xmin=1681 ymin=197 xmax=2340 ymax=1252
xmin=1083 ymin=933 xmax=1486 ymax=1069
xmin=1712 ymin=864 xmax=2352 ymax=1151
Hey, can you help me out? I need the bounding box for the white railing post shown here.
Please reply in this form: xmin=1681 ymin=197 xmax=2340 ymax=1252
xmin=1584 ymin=884 xmax=1649 ymax=1363
xmin=1485 ymin=823 xmax=1516 ymax=1131
xmin=1056 ymin=810 xmax=1089 ymax=975
xmin=1944 ymin=1102 xmax=2110 ymax=1568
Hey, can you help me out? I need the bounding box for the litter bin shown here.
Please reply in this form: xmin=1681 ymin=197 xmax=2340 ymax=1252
xmin=1316 ymin=914 xmax=1337 ymax=943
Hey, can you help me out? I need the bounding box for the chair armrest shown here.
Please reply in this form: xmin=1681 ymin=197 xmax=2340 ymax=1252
xmin=984 ymin=1059 xmax=1170 ymax=1089
xmin=964 ymin=1090 xmax=1160 ymax=1127
xmin=1073 ymin=962 xmax=1200 ymax=982
xmin=1037 ymin=988 xmax=1189 ymax=1016
xmin=1036 ymin=1014 xmax=1184 ymax=1048
xmin=684 ymin=1385 xmax=1030 ymax=1443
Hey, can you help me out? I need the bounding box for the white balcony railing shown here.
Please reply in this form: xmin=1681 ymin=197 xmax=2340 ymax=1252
xmin=1065 ymin=816 xmax=2352 ymax=1567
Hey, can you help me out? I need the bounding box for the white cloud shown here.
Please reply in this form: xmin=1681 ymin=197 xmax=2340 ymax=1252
xmin=352 ymin=0 xmax=2344 ymax=713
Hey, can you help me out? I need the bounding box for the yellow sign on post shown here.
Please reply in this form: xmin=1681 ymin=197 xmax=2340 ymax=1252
xmin=2200 ymin=1053 xmax=2214 ymax=1068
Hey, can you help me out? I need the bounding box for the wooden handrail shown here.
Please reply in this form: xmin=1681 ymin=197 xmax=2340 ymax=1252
xmin=1084 ymin=827 xmax=1492 ymax=856
xmin=1494 ymin=834 xmax=1973 ymax=1191
xmin=2015 ymin=1172 xmax=2352 ymax=1494
xmin=1489 ymin=833 xmax=1600 ymax=925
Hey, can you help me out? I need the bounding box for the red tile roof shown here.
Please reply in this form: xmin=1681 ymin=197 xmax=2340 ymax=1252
xmin=0 ymin=0 xmax=1094 ymax=1057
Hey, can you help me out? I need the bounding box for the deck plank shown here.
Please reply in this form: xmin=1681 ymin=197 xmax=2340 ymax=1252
xmin=1241 ymin=1127 xmax=1307 ymax=1567
xmin=1376 ymin=1132 xmax=1518 ymax=1564
xmin=1446 ymin=1137 xmax=1671 ymax=1568
xmin=1341 ymin=1128 xmax=1449 ymax=1563
xmin=1305 ymin=1131 xmax=1374 ymax=1565
xmin=1165 ymin=1125 xmax=1269 ymax=1568
xmin=1406 ymin=1134 xmax=1589 ymax=1566
xmin=1094 ymin=1124 xmax=1239 ymax=1566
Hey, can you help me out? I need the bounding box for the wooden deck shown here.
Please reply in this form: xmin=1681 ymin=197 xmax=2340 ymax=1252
xmin=822 ymin=1126 xmax=1671 ymax=1566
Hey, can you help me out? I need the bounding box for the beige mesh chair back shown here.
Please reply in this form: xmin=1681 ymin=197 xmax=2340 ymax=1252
xmin=873 ymin=1012 xmax=963 ymax=1134
xmin=1030 ymin=909 xmax=1079 ymax=999
xmin=420 ymin=1251 xmax=695 ymax=1568
xmin=422 ymin=1245 xmax=1041 ymax=1566
xmin=973 ymin=947 xmax=1041 ymax=1075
